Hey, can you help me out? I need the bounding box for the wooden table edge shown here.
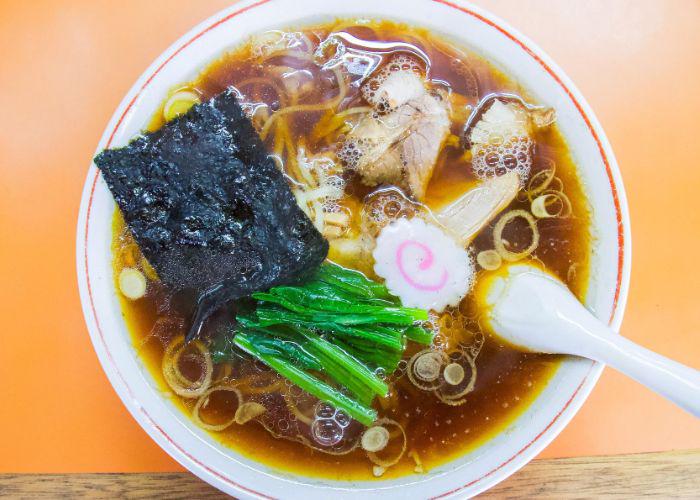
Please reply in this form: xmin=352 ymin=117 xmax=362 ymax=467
xmin=1 ymin=449 xmax=698 ymax=498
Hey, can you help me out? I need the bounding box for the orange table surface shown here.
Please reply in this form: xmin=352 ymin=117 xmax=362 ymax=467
xmin=2 ymin=0 xmax=699 ymax=473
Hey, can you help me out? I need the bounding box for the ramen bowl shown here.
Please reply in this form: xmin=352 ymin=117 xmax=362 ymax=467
xmin=76 ymin=0 xmax=631 ymax=497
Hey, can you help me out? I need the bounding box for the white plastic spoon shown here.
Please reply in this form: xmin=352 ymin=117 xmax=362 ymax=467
xmin=477 ymin=263 xmax=700 ymax=417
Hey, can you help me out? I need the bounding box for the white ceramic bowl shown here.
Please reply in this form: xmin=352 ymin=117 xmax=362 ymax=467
xmin=76 ymin=1 xmax=631 ymax=497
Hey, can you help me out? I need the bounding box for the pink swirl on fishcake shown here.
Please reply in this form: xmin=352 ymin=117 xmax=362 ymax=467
xmin=396 ymin=240 xmax=449 ymax=292
xmin=373 ymin=217 xmax=473 ymax=312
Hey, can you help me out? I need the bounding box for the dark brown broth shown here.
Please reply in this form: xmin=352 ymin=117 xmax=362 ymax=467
xmin=114 ymin=19 xmax=590 ymax=480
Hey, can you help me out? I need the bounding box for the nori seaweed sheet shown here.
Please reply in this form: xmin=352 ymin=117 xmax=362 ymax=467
xmin=94 ymin=88 xmax=328 ymax=340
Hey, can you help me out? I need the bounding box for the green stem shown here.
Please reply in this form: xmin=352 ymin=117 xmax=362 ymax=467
xmin=295 ymin=327 xmax=388 ymax=397
xmin=234 ymin=334 xmax=377 ymax=425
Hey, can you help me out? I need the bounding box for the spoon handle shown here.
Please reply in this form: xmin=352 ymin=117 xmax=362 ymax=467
xmin=583 ymin=326 xmax=700 ymax=417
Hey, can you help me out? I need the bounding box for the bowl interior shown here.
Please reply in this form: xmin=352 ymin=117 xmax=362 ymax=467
xmin=77 ymin=0 xmax=630 ymax=497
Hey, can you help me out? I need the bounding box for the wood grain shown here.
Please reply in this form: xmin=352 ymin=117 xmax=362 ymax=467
xmin=1 ymin=450 xmax=698 ymax=498
xmin=481 ymin=449 xmax=700 ymax=499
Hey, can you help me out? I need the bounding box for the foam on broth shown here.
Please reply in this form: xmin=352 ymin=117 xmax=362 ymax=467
xmin=112 ymin=19 xmax=590 ymax=480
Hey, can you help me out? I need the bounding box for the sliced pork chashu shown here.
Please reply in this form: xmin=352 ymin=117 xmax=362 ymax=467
xmin=338 ymin=61 xmax=450 ymax=200
xmin=433 ymin=97 xmax=556 ymax=248
xmin=465 ymin=96 xmax=555 ymax=182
